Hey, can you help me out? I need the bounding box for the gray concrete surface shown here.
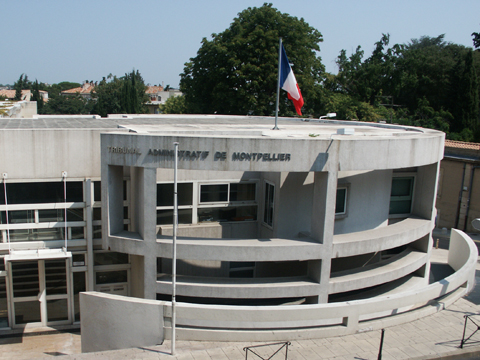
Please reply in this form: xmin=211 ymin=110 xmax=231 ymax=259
xmin=2 ymin=245 xmax=480 ymax=359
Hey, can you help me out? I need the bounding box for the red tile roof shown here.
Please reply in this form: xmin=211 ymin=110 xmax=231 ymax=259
xmin=61 ymin=83 xmax=95 ymax=95
xmin=445 ymin=140 xmax=480 ymax=150
xmin=146 ymin=85 xmax=164 ymax=94
xmin=0 ymin=89 xmax=31 ymax=100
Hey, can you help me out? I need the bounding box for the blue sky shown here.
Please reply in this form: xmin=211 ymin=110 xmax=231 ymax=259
xmin=1 ymin=0 xmax=479 ymax=87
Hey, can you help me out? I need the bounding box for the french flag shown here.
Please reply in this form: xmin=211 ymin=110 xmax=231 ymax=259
xmin=279 ymin=44 xmax=304 ymax=116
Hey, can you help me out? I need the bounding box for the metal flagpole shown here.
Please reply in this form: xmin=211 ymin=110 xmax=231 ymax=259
xmin=171 ymin=142 xmax=179 ymax=355
xmin=273 ymin=38 xmax=282 ymax=130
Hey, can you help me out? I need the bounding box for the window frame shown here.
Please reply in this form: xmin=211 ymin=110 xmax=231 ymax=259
xmin=263 ymin=181 xmax=275 ymax=228
xmin=335 ymin=184 xmax=349 ymax=219
xmin=389 ymin=174 xmax=416 ymax=218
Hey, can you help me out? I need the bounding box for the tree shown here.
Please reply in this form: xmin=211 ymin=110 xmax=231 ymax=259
xmin=42 ymin=93 xmax=92 ymax=115
xmin=14 ymin=74 xmax=24 ymax=100
xmin=93 ymin=70 xmax=148 ymax=117
xmin=473 ymin=31 xmax=480 ymax=51
xmin=180 ymin=3 xmax=324 ymax=116
xmin=31 ymin=79 xmax=44 ymax=113
xmin=159 ymin=95 xmax=186 ymax=114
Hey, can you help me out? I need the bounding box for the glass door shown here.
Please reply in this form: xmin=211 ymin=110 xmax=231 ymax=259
xmin=9 ymin=258 xmax=72 ymax=327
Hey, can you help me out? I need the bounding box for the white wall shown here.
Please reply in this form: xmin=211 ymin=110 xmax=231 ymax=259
xmin=334 ymin=170 xmax=392 ymax=235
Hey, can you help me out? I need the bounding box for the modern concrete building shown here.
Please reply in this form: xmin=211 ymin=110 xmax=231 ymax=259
xmin=0 ymin=115 xmax=477 ymax=347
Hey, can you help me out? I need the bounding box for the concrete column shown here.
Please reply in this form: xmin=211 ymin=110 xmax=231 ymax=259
xmin=412 ymin=161 xmax=441 ymax=287
xmin=311 ymin=168 xmax=338 ymax=303
xmin=103 ymin=165 xmax=124 ymax=238
xmin=84 ymin=179 xmax=94 ymax=291
xmin=412 ymin=162 xmax=440 ymax=222
xmin=130 ymin=166 xmax=157 ymax=299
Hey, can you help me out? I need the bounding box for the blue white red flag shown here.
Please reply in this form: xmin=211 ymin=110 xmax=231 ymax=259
xmin=279 ymin=44 xmax=304 ymax=116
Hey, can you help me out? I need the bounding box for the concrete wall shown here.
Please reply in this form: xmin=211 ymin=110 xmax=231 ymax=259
xmin=80 ymin=229 xmax=477 ymax=344
xmin=80 ymin=292 xmax=164 ymax=353
xmin=334 ymin=170 xmax=391 ymax=235
xmin=0 ymin=129 xmax=104 ymax=180
xmin=276 ymin=172 xmax=314 ymax=239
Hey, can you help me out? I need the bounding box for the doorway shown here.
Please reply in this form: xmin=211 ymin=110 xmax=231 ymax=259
xmin=7 ymin=257 xmax=72 ymax=328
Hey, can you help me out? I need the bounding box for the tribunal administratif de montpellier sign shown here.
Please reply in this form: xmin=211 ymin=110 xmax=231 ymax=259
xmin=107 ymin=146 xmax=291 ymax=162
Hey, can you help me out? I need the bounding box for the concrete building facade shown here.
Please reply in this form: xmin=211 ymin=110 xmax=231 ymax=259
xmin=0 ymin=115 xmax=477 ymax=346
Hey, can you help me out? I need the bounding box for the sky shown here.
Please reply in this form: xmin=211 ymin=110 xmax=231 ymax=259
xmin=1 ymin=0 xmax=479 ymax=88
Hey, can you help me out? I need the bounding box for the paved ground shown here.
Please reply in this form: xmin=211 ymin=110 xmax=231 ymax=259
xmin=2 ymin=244 xmax=480 ymax=359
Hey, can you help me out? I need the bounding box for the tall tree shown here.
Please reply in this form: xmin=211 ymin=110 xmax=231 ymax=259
xmin=180 ymin=3 xmax=324 ymax=116
xmin=14 ymin=74 xmax=24 ymax=100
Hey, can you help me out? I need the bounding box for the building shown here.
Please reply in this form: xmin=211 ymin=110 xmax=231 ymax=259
xmin=0 ymin=89 xmax=32 ymax=101
xmin=436 ymin=140 xmax=480 ymax=232
xmin=145 ymin=85 xmax=182 ymax=114
xmin=61 ymin=82 xmax=95 ymax=99
xmin=0 ymin=115 xmax=476 ymax=346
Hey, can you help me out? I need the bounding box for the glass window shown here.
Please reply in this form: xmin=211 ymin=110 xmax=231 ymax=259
xmin=229 ymin=262 xmax=255 ymax=278
xmin=45 ymin=259 xmax=67 ymax=295
xmin=47 ymin=299 xmax=69 ymax=322
xmin=94 ymin=252 xmax=129 ymax=266
xmin=157 ymin=209 xmax=192 ymax=225
xmin=0 ymin=182 xmax=83 ymax=204
xmin=96 ymin=270 xmax=128 ymax=285
xmin=93 ymin=208 xmax=102 ymax=221
xmin=389 ymin=177 xmax=414 ymax=215
xmin=157 ymin=183 xmax=193 ymax=206
xmin=230 ymin=183 xmax=256 ymax=202
xmin=73 ymin=272 xmax=86 ymax=322
xmin=71 ymin=227 xmax=85 ymax=239
xmin=335 ymin=188 xmax=347 ymax=215
xmin=0 ymin=277 xmax=7 ymax=328
xmin=72 ymin=254 xmax=85 ymax=267
xmin=10 ymin=228 xmax=63 ymax=242
xmin=11 ymin=261 xmax=39 ymax=297
xmin=200 ymin=184 xmax=228 ymax=203
xmin=93 ymin=225 xmax=102 ymax=239
xmin=1 ymin=210 xmax=35 ymax=224
xmin=14 ymin=301 xmax=41 ymax=324
xmin=198 ymin=206 xmax=257 ymax=223
xmin=264 ymin=182 xmax=275 ymax=227
xmin=93 ymin=181 xmax=101 ymax=202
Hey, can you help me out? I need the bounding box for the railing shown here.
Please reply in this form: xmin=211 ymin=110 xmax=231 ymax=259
xmin=244 ymin=342 xmax=291 ymax=360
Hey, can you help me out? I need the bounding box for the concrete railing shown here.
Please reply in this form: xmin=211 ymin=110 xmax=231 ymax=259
xmin=81 ymin=229 xmax=478 ymax=349
xmin=166 ymin=229 xmax=477 ymax=341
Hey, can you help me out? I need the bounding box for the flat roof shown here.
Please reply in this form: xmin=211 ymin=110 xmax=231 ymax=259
xmin=0 ymin=115 xmax=441 ymax=141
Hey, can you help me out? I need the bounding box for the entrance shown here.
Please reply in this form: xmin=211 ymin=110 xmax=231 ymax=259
xmin=7 ymin=255 xmax=72 ymax=328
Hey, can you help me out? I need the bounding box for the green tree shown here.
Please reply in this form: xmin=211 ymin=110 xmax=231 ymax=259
xmin=93 ymin=70 xmax=147 ymax=117
xmin=42 ymin=93 xmax=92 ymax=115
xmin=14 ymin=74 xmax=24 ymax=100
xmin=473 ymin=31 xmax=480 ymax=50
xmin=31 ymin=79 xmax=44 ymax=113
xmin=159 ymin=95 xmax=186 ymax=114
xmin=180 ymin=3 xmax=324 ymax=116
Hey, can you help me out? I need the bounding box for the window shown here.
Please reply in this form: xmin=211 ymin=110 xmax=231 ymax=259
xmin=156 ymin=183 xmax=194 ymax=225
xmin=229 ymin=262 xmax=255 ymax=278
xmin=389 ymin=176 xmax=414 ymax=216
xmin=198 ymin=182 xmax=257 ymax=223
xmin=264 ymin=182 xmax=275 ymax=227
xmin=335 ymin=187 xmax=347 ymax=215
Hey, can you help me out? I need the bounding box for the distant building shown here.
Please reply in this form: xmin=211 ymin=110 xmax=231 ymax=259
xmin=436 ymin=140 xmax=480 ymax=232
xmin=61 ymin=82 xmax=95 ymax=100
xmin=145 ymin=85 xmax=182 ymax=114
xmin=0 ymin=90 xmax=31 ymax=101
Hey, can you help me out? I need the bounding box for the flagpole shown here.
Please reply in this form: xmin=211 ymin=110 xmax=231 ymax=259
xmin=273 ymin=38 xmax=282 ymax=130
